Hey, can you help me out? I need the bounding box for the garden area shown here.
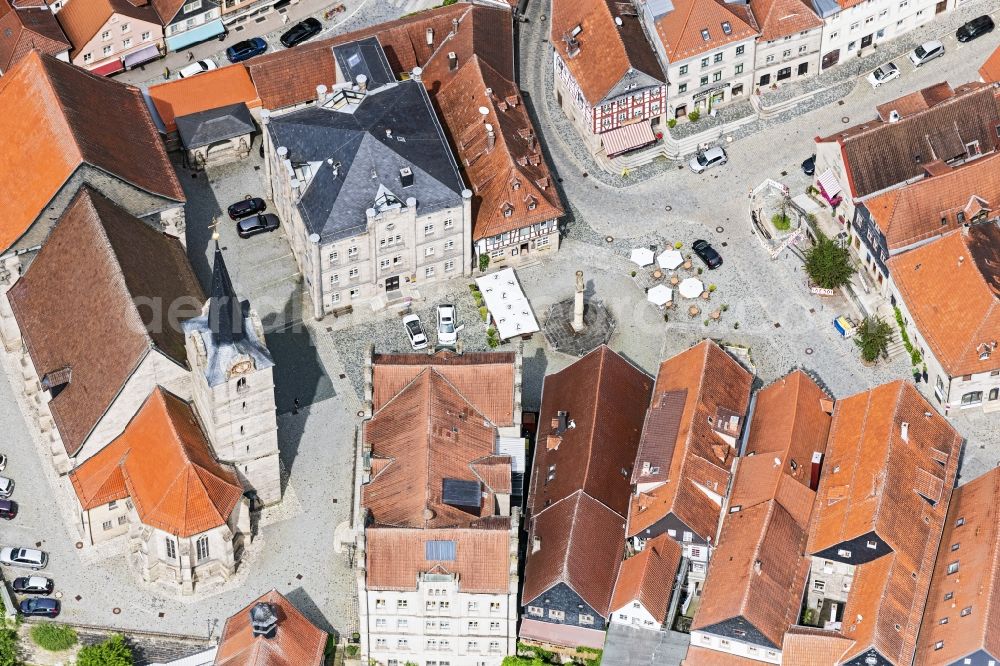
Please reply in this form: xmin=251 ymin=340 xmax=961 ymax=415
xmin=0 ymin=615 xmax=136 ymax=666
xmin=502 ymin=642 xmax=602 ymax=666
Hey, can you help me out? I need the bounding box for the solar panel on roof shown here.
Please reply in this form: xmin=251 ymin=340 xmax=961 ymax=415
xmin=425 ymin=540 xmax=456 ymax=561
xmin=442 ymin=478 xmax=482 ymax=508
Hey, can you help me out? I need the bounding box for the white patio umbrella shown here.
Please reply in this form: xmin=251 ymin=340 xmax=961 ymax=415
xmin=679 ymin=277 xmax=704 ymax=299
xmin=647 ymin=284 xmax=673 ymax=307
xmin=657 ymin=249 xmax=684 ymax=270
xmin=630 ymin=247 xmax=655 ymax=267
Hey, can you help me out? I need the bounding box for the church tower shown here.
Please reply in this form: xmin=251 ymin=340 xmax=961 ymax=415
xmin=184 ymin=240 xmax=281 ymax=506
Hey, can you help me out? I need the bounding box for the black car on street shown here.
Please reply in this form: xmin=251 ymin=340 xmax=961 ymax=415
xmin=693 ymin=239 xmax=723 ymax=269
xmin=0 ymin=499 xmax=16 ymax=520
xmin=801 ymin=154 xmax=816 ymax=176
xmin=237 ymin=214 xmax=280 ymax=239
xmin=280 ymin=18 xmax=322 ymax=48
xmin=228 ymin=197 xmax=267 ymax=220
xmin=956 ymin=15 xmax=994 ymax=42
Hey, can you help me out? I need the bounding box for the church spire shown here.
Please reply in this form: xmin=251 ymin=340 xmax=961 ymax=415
xmin=208 ymin=239 xmax=245 ymax=344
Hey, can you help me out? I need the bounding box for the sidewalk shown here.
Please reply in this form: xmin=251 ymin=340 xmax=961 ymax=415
xmin=118 ymin=0 xmax=438 ymax=87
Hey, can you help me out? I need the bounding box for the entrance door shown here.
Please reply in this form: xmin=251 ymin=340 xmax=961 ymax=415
xmin=861 ymin=33 xmax=873 ymax=48
xmin=822 ymin=49 xmax=840 ymax=69
xmin=798 ymin=62 xmax=809 ymax=76
xmin=675 ymin=104 xmax=687 ymax=118
xmin=520 ymin=242 xmax=529 ymax=254
xmin=385 ymin=275 xmax=400 ymax=292
xmin=759 ymin=73 xmax=771 ymax=86
xmin=935 ymin=0 xmax=946 ymax=13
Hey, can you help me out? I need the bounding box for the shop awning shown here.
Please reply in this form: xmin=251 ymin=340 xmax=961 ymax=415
xmin=89 ymin=58 xmax=125 ymax=77
xmin=123 ymin=44 xmax=161 ymax=69
xmin=165 ymin=18 xmax=225 ymax=51
xmin=816 ymin=169 xmax=843 ymax=198
xmin=602 ymin=122 xmax=656 ymax=157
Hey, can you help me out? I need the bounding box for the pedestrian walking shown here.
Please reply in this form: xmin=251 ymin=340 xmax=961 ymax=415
xmin=293 ymin=397 xmax=300 ymax=415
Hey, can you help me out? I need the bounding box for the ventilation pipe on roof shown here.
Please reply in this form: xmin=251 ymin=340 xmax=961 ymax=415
xmin=316 ymin=83 xmax=328 ymax=105
xmin=485 ymin=123 xmax=496 ymax=152
xmin=426 ymin=27 xmax=434 ymax=45
xmin=356 ymin=74 xmax=368 ymax=92
xmin=900 ymin=421 xmax=909 ymax=442
xmin=452 ymin=17 xmax=459 ymax=34
xmin=614 ymin=16 xmax=622 ymax=26
xmin=260 ymin=109 xmax=270 ymax=125
xmin=888 ymin=109 xmax=901 ymax=123
xmin=411 ymin=67 xmax=422 ymax=83
xmin=448 ymin=51 xmax=458 ymax=71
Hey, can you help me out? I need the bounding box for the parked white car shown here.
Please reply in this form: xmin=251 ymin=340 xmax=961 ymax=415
xmin=688 ymin=146 xmax=728 ymax=174
xmin=403 ymin=314 xmax=428 ymax=350
xmin=0 ymin=477 xmax=13 ymax=498
xmin=177 ymin=58 xmax=218 ymax=79
xmin=436 ymin=304 xmax=460 ymax=347
xmin=0 ymin=454 xmax=6 ymax=472
xmin=0 ymin=547 xmax=47 ymax=570
xmin=867 ymin=63 xmax=900 ymax=88
xmin=908 ymin=40 xmax=944 ymax=67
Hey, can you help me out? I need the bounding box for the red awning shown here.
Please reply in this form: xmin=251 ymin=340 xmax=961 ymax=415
xmin=89 ymin=59 xmax=125 ymax=77
xmin=602 ymin=122 xmax=656 ymax=157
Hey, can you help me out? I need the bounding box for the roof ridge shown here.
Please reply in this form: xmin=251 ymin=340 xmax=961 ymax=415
xmin=580 ymin=346 xmax=608 ymax=496
xmin=846 ymin=84 xmax=990 ymax=142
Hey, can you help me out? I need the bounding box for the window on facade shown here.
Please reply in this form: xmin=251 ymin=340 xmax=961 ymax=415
xmin=122 ymin=37 xmax=132 ymax=47
xmin=961 ymin=392 xmax=983 ymax=406
xmin=679 ymin=65 xmax=688 ymax=75
xmin=166 ymin=537 xmax=176 ymax=559
xmin=736 ymin=45 xmax=744 ymax=55
xmin=813 ymin=580 xmax=826 ymax=591
xmin=489 ymin=642 xmax=500 ymax=653
xmin=713 ymin=72 xmax=722 ymax=82
xmin=866 ymin=540 xmax=877 ymax=549
xmin=196 ymin=535 xmax=210 ymax=561
xmin=579 ymin=614 xmax=594 ymax=625
xmin=349 ymin=267 xmax=359 ymax=278
xmin=444 ymin=219 xmax=454 ymax=230
xmin=142 ymin=31 xmax=151 ymax=40
xmin=700 ymin=76 xmax=709 ymax=86
xmin=548 ymin=609 xmax=564 ymax=620
xmin=735 ymin=64 xmax=743 ymax=74
xmin=425 ymin=247 xmax=435 ymax=257
xmin=330 ymin=274 xmax=340 ymax=285
xmin=490 ymin=602 xmax=501 ymax=612
xmin=713 ymin=53 xmax=722 ymax=63
xmin=425 ymin=267 xmax=435 ymax=278
xmin=102 ymin=520 xmax=113 ymax=530
xmin=766 ymin=55 xmax=775 ymax=63
xmin=348 ymin=246 xmax=358 ymax=257
xmin=783 ymin=49 xmax=791 ymax=57
xmin=527 ymin=606 xmax=543 ymax=616
xmin=424 ymin=224 xmax=435 ymax=235
xmin=468 ymin=621 xmax=479 ymax=630
xmin=117 ymin=514 xmax=127 ymax=526
xmin=678 ymin=84 xmax=688 ymax=93
xmin=101 ymin=30 xmax=110 ymax=40
xmin=682 ymin=531 xmax=693 ymax=542
xmin=837 ymin=549 xmax=852 ymax=558
xmin=700 ymin=57 xmax=709 ymax=67
xmin=777 ymin=67 xmax=792 ymax=80
xmin=103 ymin=45 xmax=113 ymax=55
xmin=991 ymin=388 xmax=999 ymax=401
xmin=397 ymin=639 xmax=409 ymax=649
xmin=397 ymin=599 xmax=408 ymax=609
xmin=848 ymin=41 xmax=857 ymax=51
xmin=83 ymin=53 xmax=93 ymax=62
xmin=183 ymin=0 xmax=201 ymax=10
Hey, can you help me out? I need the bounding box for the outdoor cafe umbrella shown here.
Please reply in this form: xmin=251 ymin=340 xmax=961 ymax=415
xmin=630 ymin=247 xmax=655 ymax=267
xmin=679 ymin=277 xmax=704 ymax=299
xmin=656 ymin=249 xmax=683 ymax=270
xmin=647 ymin=284 xmax=673 ymax=307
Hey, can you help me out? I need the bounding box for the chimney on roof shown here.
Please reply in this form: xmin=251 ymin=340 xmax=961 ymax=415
xmin=356 ymin=74 xmax=368 ymax=92
xmin=411 ymin=67 xmax=422 ymax=83
xmin=260 ymin=109 xmax=271 ymax=125
xmin=452 ymin=17 xmax=459 ymax=33
xmin=546 ymin=434 xmax=561 ymax=451
xmin=485 ymin=123 xmax=496 ymax=152
xmin=810 ymin=452 xmax=823 ymax=490
xmin=399 ymin=166 xmax=414 ymax=188
xmin=556 ymin=410 xmax=569 ymax=434
xmin=250 ymin=602 xmax=279 ymax=639
xmin=316 ymin=84 xmax=328 ymax=105
xmin=426 ymin=27 xmax=434 ymax=45
xmin=448 ymin=51 xmax=457 ymax=71
xmin=532 ymin=536 xmax=541 ymax=553
xmin=900 ymin=422 xmax=909 ymax=442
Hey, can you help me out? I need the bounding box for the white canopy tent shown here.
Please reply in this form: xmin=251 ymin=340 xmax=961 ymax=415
xmin=656 ymin=249 xmax=683 ymax=270
xmin=475 ymin=268 xmax=540 ymax=341
xmin=647 ymin=284 xmax=673 ymax=307
xmin=630 ymin=248 xmax=655 ymax=267
xmin=679 ymin=277 xmax=704 ymax=299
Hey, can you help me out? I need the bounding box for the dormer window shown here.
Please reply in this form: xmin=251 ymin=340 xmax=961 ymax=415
xmin=41 ymin=367 xmax=72 ymax=399
xmin=511 ymin=179 xmax=521 ymax=190
xmin=721 ymin=21 xmax=732 ymax=34
xmin=701 ymin=28 xmax=710 ymax=41
xmin=502 ymin=204 xmax=513 ymax=217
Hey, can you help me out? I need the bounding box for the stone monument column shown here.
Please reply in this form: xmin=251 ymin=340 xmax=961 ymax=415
xmin=571 ymin=270 xmax=585 ymax=332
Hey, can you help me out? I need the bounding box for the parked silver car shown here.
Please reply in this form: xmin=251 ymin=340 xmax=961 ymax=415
xmin=0 ymin=547 xmax=48 ymax=570
xmin=908 ymin=40 xmax=944 ymax=67
xmin=688 ymin=146 xmax=728 ymax=174
xmin=436 ymin=304 xmax=460 ymax=347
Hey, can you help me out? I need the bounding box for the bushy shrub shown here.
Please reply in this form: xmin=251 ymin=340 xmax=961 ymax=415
xmin=30 ymin=623 xmax=77 ymax=652
xmin=76 ymin=635 xmax=133 ymax=666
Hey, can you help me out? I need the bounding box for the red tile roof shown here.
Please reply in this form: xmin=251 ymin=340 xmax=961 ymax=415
xmin=363 ymin=367 xmax=510 ymax=528
xmin=864 ymin=152 xmax=1000 ymax=252
xmin=818 ymin=82 xmax=1000 ymax=199
xmin=56 ymin=0 xmax=160 ymax=59
xmin=781 ymin=626 xmax=855 ymax=665
xmin=807 ymin=381 xmax=962 ymax=665
xmin=0 ymin=1 xmax=69 ymax=72
xmin=215 ymin=589 xmax=327 ymax=666
xmin=0 ymin=51 xmax=183 ymax=252
xmin=628 ymin=341 xmax=753 ymax=541
xmin=981 ymin=45 xmax=1000 ymax=83
xmin=8 ymin=188 xmax=204 ymax=456
xmin=530 ymin=345 xmax=653 ymax=518
xmin=610 ymin=533 xmax=682 ymax=620
xmin=888 ymin=225 xmax=1000 ymax=377
xmin=372 ymin=350 xmax=516 ymax=426
xmin=748 ymin=0 xmax=820 ymax=41
xmin=70 ymin=388 xmax=243 ymax=538
xmin=550 ymin=0 xmax=665 ymax=106
xmin=366 ymin=524 xmax=512 ymax=593
xmin=653 ymin=0 xmax=758 ymax=63
xmin=692 ymin=500 xmax=811 ymax=649
xmin=148 ymin=64 xmax=259 ymax=132
xmin=522 ymin=490 xmax=628 ymax=615
xmin=915 ymin=467 xmax=1000 ymax=665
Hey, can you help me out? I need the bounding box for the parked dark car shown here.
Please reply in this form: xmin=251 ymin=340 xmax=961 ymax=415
xmin=19 ymin=597 xmax=59 ymax=618
xmin=280 ymin=18 xmax=321 ymax=48
xmin=226 ymin=37 xmax=267 ymax=63
xmin=227 ymin=197 xmax=267 ymax=220
xmin=956 ymin=15 xmax=994 ymax=42
xmin=237 ymin=214 xmax=280 ymax=238
xmin=801 ymin=154 xmax=816 ymax=176
xmin=0 ymin=499 xmax=17 ymax=520
xmin=12 ymin=576 xmax=53 ymax=595
xmin=692 ymin=239 xmax=723 ymax=269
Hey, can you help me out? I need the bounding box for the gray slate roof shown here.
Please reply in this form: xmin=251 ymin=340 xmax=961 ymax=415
xmin=176 ymin=103 xmax=256 ymax=150
xmin=266 ymin=80 xmax=465 ymax=242
xmin=333 ymin=37 xmax=395 ymax=90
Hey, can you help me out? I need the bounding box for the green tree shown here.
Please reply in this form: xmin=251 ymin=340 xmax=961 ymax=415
xmin=76 ymin=634 xmax=133 ymax=666
xmin=0 ymin=625 xmax=21 ymax=666
xmin=804 ymin=232 xmax=855 ymax=289
xmin=478 ymin=253 xmax=490 ymax=273
xmin=854 ymin=315 xmax=893 ymax=364
xmin=29 ymin=623 xmax=76 ymax=651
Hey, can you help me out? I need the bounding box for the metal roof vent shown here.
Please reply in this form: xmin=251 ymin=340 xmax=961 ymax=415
xmin=250 ymin=602 xmax=279 ymax=639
